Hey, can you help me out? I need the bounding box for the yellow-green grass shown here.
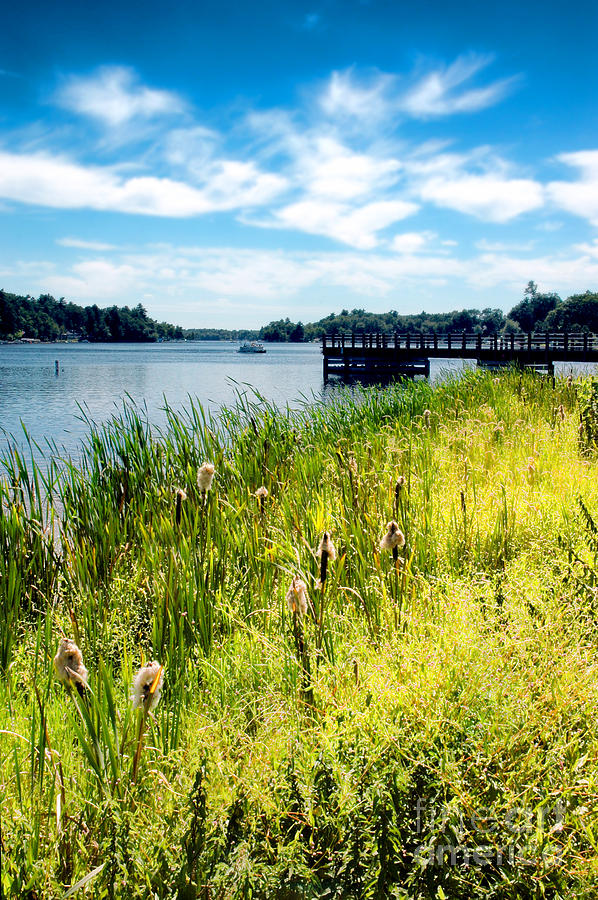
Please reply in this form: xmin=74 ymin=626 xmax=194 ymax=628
xmin=2 ymin=370 xmax=598 ymax=898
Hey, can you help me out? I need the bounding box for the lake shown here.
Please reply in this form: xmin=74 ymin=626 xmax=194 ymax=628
xmin=0 ymin=341 xmax=592 ymax=463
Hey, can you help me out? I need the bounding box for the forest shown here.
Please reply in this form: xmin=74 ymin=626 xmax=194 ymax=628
xmin=0 ymin=290 xmax=184 ymax=342
xmin=2 ymin=283 xmax=598 ymax=343
xmin=256 ymin=284 xmax=598 ymax=342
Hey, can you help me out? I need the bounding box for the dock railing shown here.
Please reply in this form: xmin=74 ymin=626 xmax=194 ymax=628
xmin=322 ymin=332 xmax=598 ymax=356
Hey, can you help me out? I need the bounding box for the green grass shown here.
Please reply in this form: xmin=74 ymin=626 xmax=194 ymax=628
xmin=2 ymin=370 xmax=598 ymax=898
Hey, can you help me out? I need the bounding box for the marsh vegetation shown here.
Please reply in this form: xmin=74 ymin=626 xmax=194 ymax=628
xmin=2 ymin=371 xmax=598 ymax=898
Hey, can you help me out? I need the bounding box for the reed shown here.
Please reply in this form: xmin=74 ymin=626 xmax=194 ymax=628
xmin=2 ymin=370 xmax=598 ymax=898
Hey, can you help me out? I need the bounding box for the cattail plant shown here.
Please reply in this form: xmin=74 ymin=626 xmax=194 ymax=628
xmin=379 ymin=521 xmax=405 ymax=562
xmin=394 ymin=475 xmax=406 ymax=522
xmin=53 ymin=638 xmax=88 ymax=697
xmin=197 ymin=462 xmax=215 ymax=495
xmin=132 ymin=661 xmax=164 ymax=782
xmin=285 ymin=577 xmax=313 ymax=709
xmin=175 ymin=488 xmax=187 ymax=528
xmin=255 ymin=485 xmax=268 ymax=515
xmin=132 ymin=661 xmax=164 ymax=710
xmin=379 ymin=521 xmax=406 ymax=629
xmin=313 ymin=532 xmax=336 ymax=660
xmin=316 ymin=532 xmax=336 ymax=589
xmin=423 ymin=409 xmax=431 ymax=429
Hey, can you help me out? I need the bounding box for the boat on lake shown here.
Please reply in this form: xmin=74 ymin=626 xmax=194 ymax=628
xmin=238 ymin=341 xmax=266 ymax=354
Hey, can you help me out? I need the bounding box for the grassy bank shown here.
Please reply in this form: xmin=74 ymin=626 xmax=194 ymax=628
xmin=2 ymin=371 xmax=598 ymax=899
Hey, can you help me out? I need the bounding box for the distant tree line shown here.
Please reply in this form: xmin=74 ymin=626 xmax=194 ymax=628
xmin=184 ymin=328 xmax=260 ymax=341
xmin=3 ymin=283 xmax=598 ymax=344
xmin=255 ymin=284 xmax=598 ymax=341
xmin=0 ymin=291 xmax=184 ymax=342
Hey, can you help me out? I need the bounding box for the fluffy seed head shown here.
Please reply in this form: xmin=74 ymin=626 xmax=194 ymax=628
xmin=380 ymin=521 xmax=405 ymax=552
xmin=53 ymin=638 xmax=88 ymax=691
xmin=197 ymin=462 xmax=215 ymax=492
xmin=255 ymin=486 xmax=268 ymax=499
xmin=317 ymin=532 xmax=336 ymax=561
xmin=133 ymin=661 xmax=164 ymax=710
xmin=285 ymin=577 xmax=308 ymax=617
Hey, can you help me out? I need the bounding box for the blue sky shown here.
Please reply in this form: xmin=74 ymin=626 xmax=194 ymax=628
xmin=1 ymin=0 xmax=597 ymax=328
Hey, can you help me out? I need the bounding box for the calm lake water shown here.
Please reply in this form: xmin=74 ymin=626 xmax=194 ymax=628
xmin=0 ymin=341 xmax=593 ymax=463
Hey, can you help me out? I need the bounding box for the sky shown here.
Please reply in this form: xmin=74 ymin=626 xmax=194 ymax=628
xmin=1 ymin=0 xmax=597 ymax=329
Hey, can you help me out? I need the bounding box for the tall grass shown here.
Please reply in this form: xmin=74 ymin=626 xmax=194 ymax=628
xmin=2 ymin=369 xmax=598 ymax=898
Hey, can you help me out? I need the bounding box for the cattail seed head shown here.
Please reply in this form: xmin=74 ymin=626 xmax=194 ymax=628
xmin=423 ymin=409 xmax=431 ymax=428
xmin=317 ymin=531 xmax=336 ymax=586
xmin=395 ymin=475 xmax=406 ymax=497
xmin=133 ymin=661 xmax=164 ymax=710
xmin=285 ymin=577 xmax=308 ymax=617
xmin=255 ymin=486 xmax=268 ymax=500
xmin=175 ymin=488 xmax=187 ymax=525
xmin=53 ymin=638 xmax=88 ymax=693
xmin=197 ymin=462 xmax=215 ymax=492
xmin=380 ymin=521 xmax=405 ymax=552
xmin=317 ymin=532 xmax=336 ymax=562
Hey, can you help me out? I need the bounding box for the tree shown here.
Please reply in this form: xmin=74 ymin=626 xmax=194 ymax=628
xmin=289 ymin=321 xmax=305 ymax=342
xmin=544 ymin=291 xmax=598 ymax=332
xmin=508 ymin=284 xmax=561 ymax=331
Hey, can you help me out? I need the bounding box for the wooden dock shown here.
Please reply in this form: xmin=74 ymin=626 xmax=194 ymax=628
xmin=322 ymin=332 xmax=598 ymax=381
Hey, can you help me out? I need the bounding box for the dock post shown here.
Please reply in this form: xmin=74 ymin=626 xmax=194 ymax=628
xmin=55 ymin=359 xmax=59 ymax=375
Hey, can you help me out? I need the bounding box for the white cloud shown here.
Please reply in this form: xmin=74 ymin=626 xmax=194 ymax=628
xmin=0 ymin=150 xmax=286 ymax=217
xmin=475 ymin=238 xmax=536 ymax=252
xmin=13 ymin=242 xmax=598 ymax=321
xmin=547 ymin=150 xmax=598 ymax=226
xmin=575 ymin=239 xmax=598 ymax=258
xmin=404 ymin=149 xmax=544 ymax=222
xmin=467 ymin=251 xmax=598 ymax=292
xmin=273 ymin=198 xmax=418 ymax=248
xmin=56 ymin=66 xmax=187 ymax=126
xmin=419 ymin=172 xmax=544 ymax=222
xmin=391 ymin=232 xmax=435 ymax=253
xmin=400 ymin=53 xmax=518 ymax=118
xmin=57 ymin=237 xmax=118 ymax=251
xmin=319 ymin=69 xmax=396 ymax=123
xmin=295 ymin=136 xmax=401 ymax=201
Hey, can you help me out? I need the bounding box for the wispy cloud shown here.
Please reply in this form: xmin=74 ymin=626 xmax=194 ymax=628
xmin=319 ymin=68 xmax=397 ymax=124
xmin=407 ymin=150 xmax=544 ymax=221
xmin=272 ymin=198 xmax=418 ymax=248
xmin=318 ymin=55 xmax=518 ymax=126
xmin=547 ymin=150 xmax=598 ymax=226
xmin=391 ymin=231 xmax=436 ymax=253
xmin=400 ymin=54 xmax=518 ymax=118
xmin=0 ymin=150 xmax=286 ymax=217
xmin=55 ymin=66 xmax=187 ymax=127
xmin=26 ymin=242 xmax=598 ymax=313
xmin=57 ymin=237 xmax=118 ymax=251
